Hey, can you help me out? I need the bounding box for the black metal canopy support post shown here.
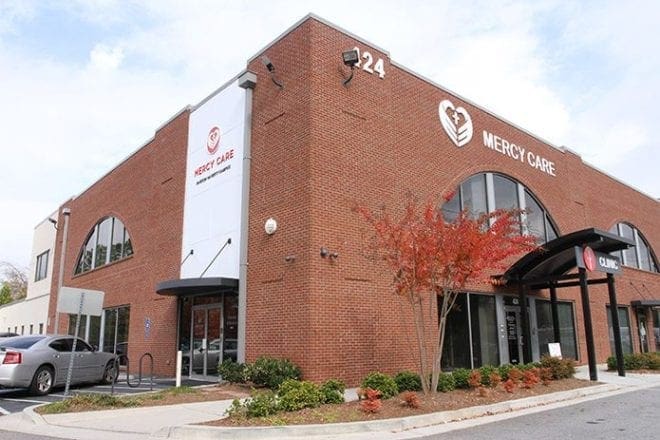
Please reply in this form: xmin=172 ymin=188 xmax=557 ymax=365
xmin=518 ymin=281 xmax=532 ymax=364
xmin=579 ymin=268 xmax=598 ymax=381
xmin=550 ymin=284 xmax=561 ymax=344
xmin=607 ymin=273 xmax=626 ymax=377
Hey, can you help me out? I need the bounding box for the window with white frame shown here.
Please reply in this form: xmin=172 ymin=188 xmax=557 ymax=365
xmin=441 ymin=172 xmax=559 ymax=243
xmin=35 ymin=250 xmax=49 ymax=281
xmin=609 ymin=223 xmax=658 ymax=272
xmin=75 ymin=217 xmax=133 ymax=274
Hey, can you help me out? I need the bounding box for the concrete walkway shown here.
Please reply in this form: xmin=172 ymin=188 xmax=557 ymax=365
xmin=0 ymin=365 xmax=657 ymax=440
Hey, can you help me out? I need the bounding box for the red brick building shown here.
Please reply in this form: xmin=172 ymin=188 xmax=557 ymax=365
xmin=46 ymin=15 xmax=658 ymax=384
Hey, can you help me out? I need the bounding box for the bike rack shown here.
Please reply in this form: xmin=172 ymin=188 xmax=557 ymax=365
xmin=110 ymin=352 xmax=154 ymax=394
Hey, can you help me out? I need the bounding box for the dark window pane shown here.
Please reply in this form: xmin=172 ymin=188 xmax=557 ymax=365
xmin=524 ymin=190 xmax=545 ymax=243
xmin=110 ymin=218 xmax=124 ymax=262
xmin=493 ymin=175 xmax=518 ymax=211
xmin=441 ymin=294 xmax=471 ymax=370
xmin=49 ymin=338 xmax=73 ymax=352
xmin=441 ymin=189 xmax=460 ymax=223
xmin=470 ymin=294 xmax=499 ymax=367
xmin=67 ymin=314 xmax=87 ymax=338
xmin=637 ymin=237 xmax=651 ymax=272
xmin=224 ymin=295 xmax=239 ymax=362
xmin=1 ymin=336 xmax=45 ymax=349
xmin=461 ymin=175 xmax=487 ymax=218
xmin=608 ymin=306 xmax=633 ymax=355
xmin=123 ymin=233 xmax=133 ymax=258
xmin=89 ymin=315 xmax=101 ymax=348
xmin=95 ymin=218 xmax=112 ymax=268
xmin=619 ymin=224 xmax=638 ymax=268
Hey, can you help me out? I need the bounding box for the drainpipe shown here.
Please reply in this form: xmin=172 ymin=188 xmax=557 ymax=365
xmin=237 ymin=71 xmax=257 ymax=363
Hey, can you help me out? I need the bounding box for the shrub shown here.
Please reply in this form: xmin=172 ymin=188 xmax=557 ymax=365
xmin=507 ymin=368 xmax=523 ymax=383
xmin=478 ymin=365 xmax=497 ymax=387
xmin=278 ymin=379 xmax=323 ymax=411
xmin=498 ymin=364 xmax=514 ymax=381
xmin=624 ymin=353 xmax=645 ymax=370
xmin=361 ymin=372 xmax=398 ymax=399
xmin=489 ymin=372 xmax=502 ymax=388
xmin=401 ymin=391 xmax=420 ymax=409
xmin=218 ymin=359 xmax=247 ymax=383
xmin=359 ymin=388 xmax=382 ymax=413
xmin=226 ymin=390 xmax=280 ymax=418
xmin=248 ymin=357 xmax=301 ymax=389
xmin=607 ymin=353 xmax=660 ymax=371
xmin=468 ymin=370 xmax=482 ymax=388
xmin=606 ymin=356 xmax=617 ymax=370
xmin=452 ymin=368 xmax=471 ymax=389
xmin=539 ymin=367 xmax=553 ymax=385
xmin=643 ymin=352 xmax=660 ymax=370
xmin=320 ymin=379 xmax=345 ymax=404
xmin=503 ymin=378 xmax=516 ymax=393
xmin=394 ymin=371 xmax=422 ymax=392
xmin=540 ymin=355 xmax=575 ymax=379
xmin=437 ymin=372 xmax=456 ymax=392
xmin=521 ymin=369 xmax=540 ymax=389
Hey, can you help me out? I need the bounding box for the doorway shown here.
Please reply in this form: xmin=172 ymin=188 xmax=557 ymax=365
xmin=637 ymin=310 xmax=649 ymax=353
xmin=188 ymin=304 xmax=223 ymax=379
xmin=504 ymin=307 xmax=523 ymax=364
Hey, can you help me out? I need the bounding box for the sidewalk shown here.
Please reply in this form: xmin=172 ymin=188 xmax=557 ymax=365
xmin=0 ymin=365 xmax=657 ymax=440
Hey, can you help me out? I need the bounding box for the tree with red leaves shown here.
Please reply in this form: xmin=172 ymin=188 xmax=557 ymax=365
xmin=356 ymin=195 xmax=537 ymax=394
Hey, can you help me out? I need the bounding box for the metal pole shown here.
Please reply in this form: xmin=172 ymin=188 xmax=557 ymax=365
xmin=607 ymin=273 xmax=625 ymax=377
xmin=54 ymin=208 xmax=71 ymax=334
xmin=518 ymin=282 xmax=532 ymax=364
xmin=579 ymin=268 xmax=598 ymax=381
xmin=237 ymin=72 xmax=256 ymax=363
xmin=64 ymin=292 xmax=84 ymax=398
xmin=550 ymin=284 xmax=561 ymax=343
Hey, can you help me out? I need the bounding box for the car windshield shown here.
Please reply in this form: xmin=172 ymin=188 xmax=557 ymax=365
xmin=0 ymin=336 xmax=46 ymax=349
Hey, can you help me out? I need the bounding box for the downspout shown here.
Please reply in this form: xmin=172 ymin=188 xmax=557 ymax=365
xmin=237 ymin=71 xmax=257 ymax=363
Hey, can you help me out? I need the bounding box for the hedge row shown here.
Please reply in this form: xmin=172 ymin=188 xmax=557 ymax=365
xmin=606 ymin=352 xmax=660 ymax=371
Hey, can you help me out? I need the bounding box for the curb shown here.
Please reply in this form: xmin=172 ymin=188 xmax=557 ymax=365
xmin=166 ymin=384 xmax=620 ymax=439
xmin=22 ymin=404 xmax=48 ymax=426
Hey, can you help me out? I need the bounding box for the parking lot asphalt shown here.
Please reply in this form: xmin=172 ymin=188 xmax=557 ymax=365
xmin=0 ymin=377 xmax=216 ymax=414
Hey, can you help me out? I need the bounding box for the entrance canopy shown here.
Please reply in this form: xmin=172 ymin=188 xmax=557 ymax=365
xmin=499 ymin=228 xmax=634 ymax=286
xmin=493 ymin=228 xmax=635 ymax=381
xmin=156 ymin=277 xmax=238 ymax=296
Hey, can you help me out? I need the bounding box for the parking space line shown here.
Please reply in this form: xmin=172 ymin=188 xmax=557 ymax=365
xmin=1 ymin=397 xmax=49 ymax=404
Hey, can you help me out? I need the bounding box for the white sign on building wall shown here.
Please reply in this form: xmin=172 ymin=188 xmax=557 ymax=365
xmin=181 ymin=80 xmax=246 ymax=279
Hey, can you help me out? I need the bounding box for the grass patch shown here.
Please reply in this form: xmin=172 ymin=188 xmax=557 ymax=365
xmin=37 ymin=386 xmax=200 ymax=414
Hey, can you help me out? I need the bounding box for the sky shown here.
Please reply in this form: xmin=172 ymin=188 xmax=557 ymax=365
xmin=0 ymin=0 xmax=658 ymax=271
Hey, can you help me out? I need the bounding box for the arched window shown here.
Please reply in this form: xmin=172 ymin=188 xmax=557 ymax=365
xmin=609 ymin=223 xmax=658 ymax=272
xmin=441 ymin=172 xmax=559 ymax=244
xmin=75 ymin=217 xmax=133 ymax=274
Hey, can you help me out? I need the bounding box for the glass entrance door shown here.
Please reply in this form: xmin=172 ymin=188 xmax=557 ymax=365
xmin=189 ymin=305 xmax=223 ymax=379
xmin=504 ymin=307 xmax=523 ymax=364
xmin=638 ymin=311 xmax=649 ymax=353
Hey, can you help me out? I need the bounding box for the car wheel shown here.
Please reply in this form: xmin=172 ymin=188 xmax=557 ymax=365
xmin=101 ymin=361 xmax=118 ymax=384
xmin=30 ymin=365 xmax=54 ymax=396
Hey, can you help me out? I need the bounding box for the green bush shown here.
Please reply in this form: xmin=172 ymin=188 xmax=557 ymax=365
xmin=540 ymin=356 xmax=575 ymax=379
xmin=610 ymin=352 xmax=660 ymax=371
xmin=624 ymin=353 xmax=645 ymax=370
xmin=218 ymin=359 xmax=247 ymax=383
xmin=319 ymin=379 xmax=345 ymax=404
xmin=451 ymin=368 xmax=471 ymax=389
xmin=394 ymin=371 xmax=422 ymax=392
xmin=436 ymin=372 xmax=456 ymax=392
xmin=478 ymin=365 xmax=497 ymax=387
xmin=606 ymin=356 xmax=617 ymax=370
xmin=248 ymin=357 xmax=301 ymax=389
xmin=277 ymin=379 xmax=323 ymax=411
xmin=361 ymin=372 xmax=399 ymax=399
xmin=642 ymin=352 xmax=660 ymax=370
xmin=497 ymin=364 xmax=514 ymax=381
xmin=226 ymin=390 xmax=280 ymax=418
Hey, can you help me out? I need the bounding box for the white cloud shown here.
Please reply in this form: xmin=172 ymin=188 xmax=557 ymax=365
xmin=89 ymin=44 xmax=124 ymax=70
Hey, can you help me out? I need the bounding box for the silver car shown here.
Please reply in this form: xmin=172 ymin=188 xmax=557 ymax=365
xmin=0 ymin=335 xmax=117 ymax=395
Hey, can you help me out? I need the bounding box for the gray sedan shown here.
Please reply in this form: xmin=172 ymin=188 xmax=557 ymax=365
xmin=0 ymin=335 xmax=117 ymax=395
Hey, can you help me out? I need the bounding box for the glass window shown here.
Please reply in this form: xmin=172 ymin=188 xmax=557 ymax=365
xmin=653 ymin=309 xmax=660 ymax=352
xmin=493 ymin=174 xmax=518 ymax=211
xmin=75 ymin=217 xmax=133 ymax=274
xmin=39 ymin=323 xmax=44 ymax=334
xmin=35 ymin=250 xmax=49 ymax=281
xmin=609 ymin=223 xmax=658 ymax=273
xmin=470 ymin=294 xmax=499 ymax=367
xmin=49 ymin=338 xmax=73 ymax=352
xmin=0 ymin=336 xmax=44 ymax=349
xmin=441 ymin=294 xmax=471 ymax=370
xmin=68 ymin=314 xmax=87 ymax=338
xmin=102 ymin=306 xmax=130 ymax=363
xmin=224 ymin=295 xmax=238 ymax=362
xmin=29 ymin=324 xmax=33 ymax=335
xmin=441 ymin=172 xmax=559 ymax=244
xmin=535 ymin=300 xmax=578 ymax=360
xmin=461 ymin=174 xmax=488 ymax=218
xmin=607 ymin=306 xmax=633 ymax=355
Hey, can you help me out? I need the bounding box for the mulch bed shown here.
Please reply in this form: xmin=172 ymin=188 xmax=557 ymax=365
xmin=206 ymin=378 xmax=597 ymax=427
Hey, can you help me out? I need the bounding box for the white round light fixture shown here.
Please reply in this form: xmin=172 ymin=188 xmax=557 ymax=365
xmin=264 ymin=218 xmax=278 ymax=235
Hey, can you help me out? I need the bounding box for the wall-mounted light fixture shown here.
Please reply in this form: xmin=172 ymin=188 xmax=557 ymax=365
xmin=284 ymin=255 xmax=296 ymax=262
xmin=342 ymin=49 xmax=360 ymax=86
xmin=265 ymin=218 xmax=278 ymax=235
xmin=261 ymin=55 xmax=284 ymax=90
xmin=320 ymin=247 xmax=339 ymax=259
xmin=48 ymin=218 xmax=58 ymax=229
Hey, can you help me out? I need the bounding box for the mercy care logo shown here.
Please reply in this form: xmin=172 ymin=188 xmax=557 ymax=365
xmin=207 ymin=126 xmax=221 ymax=154
xmin=438 ymin=99 xmax=473 ymax=147
xmin=583 ymin=246 xmax=597 ymax=272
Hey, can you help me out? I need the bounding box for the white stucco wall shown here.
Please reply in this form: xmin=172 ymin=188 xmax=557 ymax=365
xmin=0 ymin=211 xmax=56 ymax=334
